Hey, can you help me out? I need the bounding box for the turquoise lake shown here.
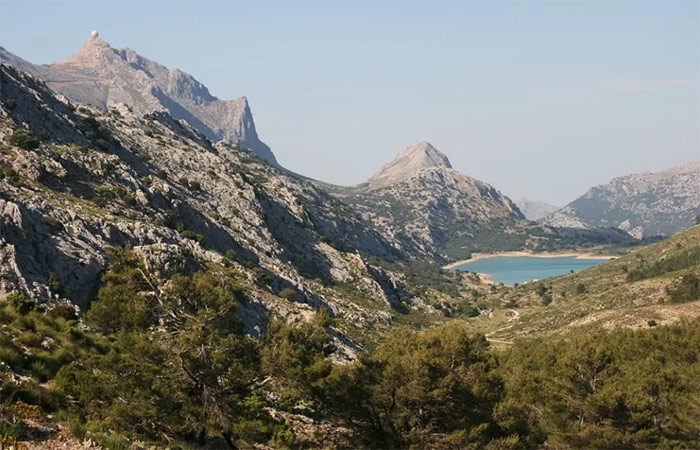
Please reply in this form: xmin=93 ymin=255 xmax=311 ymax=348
xmin=450 ymin=256 xmax=610 ymax=285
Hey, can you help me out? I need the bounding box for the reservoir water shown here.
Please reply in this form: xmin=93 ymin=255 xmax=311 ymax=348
xmin=450 ymin=256 xmax=610 ymax=285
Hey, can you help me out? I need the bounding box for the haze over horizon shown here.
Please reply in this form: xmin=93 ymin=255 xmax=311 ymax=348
xmin=1 ymin=0 xmax=698 ymax=204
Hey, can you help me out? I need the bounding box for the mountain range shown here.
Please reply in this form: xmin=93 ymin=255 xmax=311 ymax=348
xmin=3 ymin=32 xmax=696 ymax=245
xmin=331 ymin=142 xmax=636 ymax=261
xmin=0 ymin=56 xmax=635 ymax=345
xmin=0 ymin=31 xmax=277 ymax=164
xmin=1 ymin=32 xmax=691 ymax=316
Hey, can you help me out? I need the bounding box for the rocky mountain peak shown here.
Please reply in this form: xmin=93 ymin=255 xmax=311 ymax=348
xmin=368 ymin=141 xmax=452 ymax=189
xmin=397 ymin=141 xmax=452 ymax=169
xmin=61 ymin=31 xmax=112 ymax=64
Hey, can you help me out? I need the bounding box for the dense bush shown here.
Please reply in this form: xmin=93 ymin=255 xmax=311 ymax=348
xmin=498 ymin=320 xmax=700 ymax=448
xmin=316 ymin=323 xmax=509 ymax=448
xmin=0 ymin=294 xmax=105 ymax=439
xmin=9 ymin=130 xmax=39 ymax=150
xmin=60 ymin=250 xmax=290 ymax=448
xmin=261 ymin=311 xmax=335 ymax=397
xmin=74 ymin=116 xmax=112 ymax=150
xmin=85 ymin=247 xmax=157 ymax=333
xmin=666 ymin=273 xmax=700 ymax=303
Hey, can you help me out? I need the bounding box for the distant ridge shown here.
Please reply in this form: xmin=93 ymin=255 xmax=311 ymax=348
xmin=544 ymin=161 xmax=700 ymax=238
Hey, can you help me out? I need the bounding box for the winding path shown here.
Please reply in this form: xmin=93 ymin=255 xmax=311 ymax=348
xmin=485 ymin=309 xmax=520 ymax=345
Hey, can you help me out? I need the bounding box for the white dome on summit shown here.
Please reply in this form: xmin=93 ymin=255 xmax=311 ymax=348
xmin=91 ymin=30 xmax=99 ymax=38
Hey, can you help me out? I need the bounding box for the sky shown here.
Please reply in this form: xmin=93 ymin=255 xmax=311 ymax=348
xmin=1 ymin=0 xmax=699 ymax=205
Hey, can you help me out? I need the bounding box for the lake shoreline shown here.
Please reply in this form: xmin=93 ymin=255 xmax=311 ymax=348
xmin=443 ymin=251 xmax=616 ymax=270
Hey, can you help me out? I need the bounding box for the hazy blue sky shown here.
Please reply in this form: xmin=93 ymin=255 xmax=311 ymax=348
xmin=2 ymin=1 xmax=699 ymax=204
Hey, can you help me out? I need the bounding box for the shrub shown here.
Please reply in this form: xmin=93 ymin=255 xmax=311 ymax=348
xmin=627 ymin=246 xmax=700 ymax=281
xmin=0 ymin=165 xmax=20 ymax=183
xmin=43 ymin=215 xmax=64 ymax=231
xmin=254 ymin=268 xmax=273 ymax=286
xmin=270 ymin=425 xmax=296 ymax=448
xmin=456 ymin=302 xmax=480 ymax=317
xmin=541 ymin=293 xmax=553 ymax=306
xmin=0 ymin=339 xmax=24 ymax=369
xmin=7 ymin=292 xmax=35 ymax=314
xmin=74 ymin=116 xmax=111 ymax=150
xmin=277 ymin=388 xmax=301 ymax=411
xmin=666 ymin=274 xmax=700 ymax=303
xmin=278 ymin=288 xmax=297 ymax=300
xmin=179 ymin=230 xmax=204 ymax=244
xmin=10 ymin=130 xmax=39 ymax=150
xmin=17 ymin=331 xmax=43 ymax=348
xmin=47 ymin=304 xmax=78 ymax=321
xmin=575 ymin=283 xmax=586 ymax=294
xmin=48 ymin=272 xmax=63 ymax=296
xmin=442 ymin=284 xmax=459 ymax=297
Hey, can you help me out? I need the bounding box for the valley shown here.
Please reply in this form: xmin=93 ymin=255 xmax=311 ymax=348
xmin=0 ymin=21 xmax=698 ymax=450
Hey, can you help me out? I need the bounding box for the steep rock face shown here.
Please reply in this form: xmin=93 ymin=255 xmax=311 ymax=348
xmin=0 ymin=32 xmax=277 ymax=164
xmin=544 ymin=162 xmax=700 ymax=238
xmin=338 ymin=142 xmax=525 ymax=261
xmin=515 ymin=198 xmax=560 ymax=221
xmin=0 ymin=64 xmax=421 ymax=346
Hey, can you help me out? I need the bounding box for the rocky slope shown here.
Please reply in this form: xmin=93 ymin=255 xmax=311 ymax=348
xmin=544 ymin=162 xmax=700 ymax=238
xmin=1 ymin=63 xmax=483 ymax=349
xmin=515 ymin=197 xmax=560 ymax=221
xmin=0 ymin=31 xmax=277 ymax=164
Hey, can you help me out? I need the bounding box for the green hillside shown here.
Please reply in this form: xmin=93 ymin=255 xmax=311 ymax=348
xmin=467 ymin=225 xmax=700 ymax=342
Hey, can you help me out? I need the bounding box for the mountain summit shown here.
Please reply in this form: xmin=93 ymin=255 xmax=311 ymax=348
xmin=368 ymin=141 xmax=451 ymax=188
xmin=0 ymin=31 xmax=277 ymax=164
